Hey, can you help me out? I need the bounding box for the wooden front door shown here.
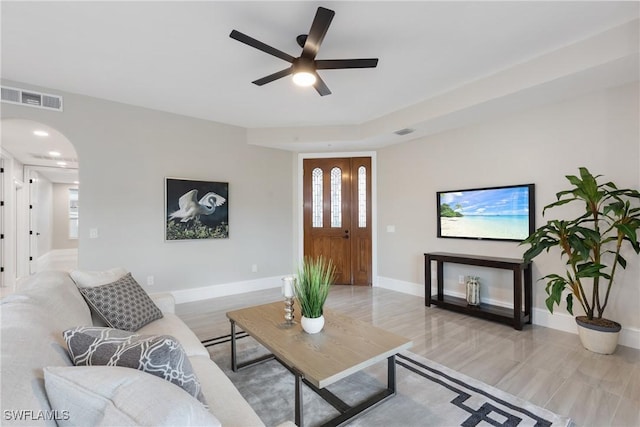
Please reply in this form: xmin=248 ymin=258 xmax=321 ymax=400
xmin=303 ymin=157 xmax=372 ymax=285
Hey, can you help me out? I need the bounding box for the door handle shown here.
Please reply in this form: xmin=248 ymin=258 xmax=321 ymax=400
xmin=343 ymin=230 xmax=349 ymax=239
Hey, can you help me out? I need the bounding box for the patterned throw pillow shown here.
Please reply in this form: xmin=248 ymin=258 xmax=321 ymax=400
xmin=79 ymin=272 xmax=163 ymax=331
xmin=63 ymin=326 xmax=206 ymax=405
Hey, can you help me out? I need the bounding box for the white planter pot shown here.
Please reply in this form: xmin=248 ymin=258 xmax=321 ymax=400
xmin=575 ymin=316 xmax=621 ymax=355
xmin=301 ymin=315 xmax=324 ymax=334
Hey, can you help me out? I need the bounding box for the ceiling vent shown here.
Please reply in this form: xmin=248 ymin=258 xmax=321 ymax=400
xmin=393 ymin=128 xmax=415 ymax=136
xmin=1 ymin=86 xmax=63 ymax=112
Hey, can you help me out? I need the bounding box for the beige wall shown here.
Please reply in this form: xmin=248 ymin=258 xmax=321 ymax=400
xmin=377 ymin=82 xmax=640 ymax=332
xmin=51 ymin=183 xmax=78 ymax=250
xmin=2 ymin=78 xmax=637 ymax=343
xmin=1 ymin=80 xmax=295 ymax=293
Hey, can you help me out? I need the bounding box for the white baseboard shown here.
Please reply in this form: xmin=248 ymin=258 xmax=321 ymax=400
xmin=375 ymin=276 xmax=424 ymax=297
xmin=171 ymin=275 xmax=282 ymax=305
xmin=533 ymin=308 xmax=640 ymax=349
xmin=376 ymin=276 xmax=640 ymax=350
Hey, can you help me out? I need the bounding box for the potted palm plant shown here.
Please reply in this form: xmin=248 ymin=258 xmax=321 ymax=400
xmin=294 ymin=256 xmax=336 ymax=334
xmin=522 ymin=167 xmax=640 ymax=354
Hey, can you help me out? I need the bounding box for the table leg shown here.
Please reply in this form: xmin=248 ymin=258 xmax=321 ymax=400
xmin=513 ymin=268 xmax=523 ymax=330
xmin=295 ymin=369 xmax=304 ymax=427
xmin=388 ymin=355 xmax=396 ymax=393
xmin=230 ymin=320 xmax=237 ymax=372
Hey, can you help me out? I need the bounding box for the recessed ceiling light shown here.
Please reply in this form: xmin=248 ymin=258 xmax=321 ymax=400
xmin=73 ymin=181 xmax=80 ymax=185
xmin=49 ymin=151 xmax=61 ymax=157
xmin=33 ymin=130 xmax=49 ymax=137
xmin=57 ymin=161 xmax=67 ymax=167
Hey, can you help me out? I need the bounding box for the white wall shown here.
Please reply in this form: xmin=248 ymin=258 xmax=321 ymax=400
xmin=1 ymin=80 xmax=295 ymax=294
xmin=51 ymin=183 xmax=77 ymax=250
xmin=377 ymin=82 xmax=639 ymax=338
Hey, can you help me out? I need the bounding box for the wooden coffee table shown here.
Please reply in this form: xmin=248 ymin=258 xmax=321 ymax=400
xmin=226 ymin=301 xmax=412 ymax=427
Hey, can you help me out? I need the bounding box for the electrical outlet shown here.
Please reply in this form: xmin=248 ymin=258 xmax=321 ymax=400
xmin=251 ymin=264 xmax=258 ymax=273
xmin=89 ymin=228 xmax=99 ymax=239
xmin=458 ymin=275 xmax=466 ymax=285
xmin=147 ymin=276 xmax=154 ymax=286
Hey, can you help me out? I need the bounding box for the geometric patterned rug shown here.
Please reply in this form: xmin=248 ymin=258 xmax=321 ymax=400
xmin=207 ymin=336 xmax=573 ymax=427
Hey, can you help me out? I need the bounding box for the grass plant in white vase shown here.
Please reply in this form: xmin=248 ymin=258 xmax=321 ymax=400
xmin=294 ymin=256 xmax=336 ymax=334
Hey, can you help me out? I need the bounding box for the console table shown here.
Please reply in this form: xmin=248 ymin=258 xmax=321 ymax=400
xmin=424 ymin=252 xmax=532 ymax=330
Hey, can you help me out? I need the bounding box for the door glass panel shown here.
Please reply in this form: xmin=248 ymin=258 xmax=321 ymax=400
xmin=312 ymin=168 xmax=323 ymax=228
xmin=330 ymin=167 xmax=342 ymax=228
xmin=358 ymin=166 xmax=367 ymax=228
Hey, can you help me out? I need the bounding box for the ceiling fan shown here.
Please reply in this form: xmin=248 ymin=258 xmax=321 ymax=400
xmin=229 ymin=6 xmax=378 ymax=96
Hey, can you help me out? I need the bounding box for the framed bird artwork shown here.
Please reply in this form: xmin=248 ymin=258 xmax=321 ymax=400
xmin=165 ymin=178 xmax=229 ymax=240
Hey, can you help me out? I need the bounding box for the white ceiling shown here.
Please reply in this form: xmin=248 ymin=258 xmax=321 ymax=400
xmin=1 ymin=119 xmax=79 ymax=184
xmin=1 ymin=1 xmax=639 ymax=157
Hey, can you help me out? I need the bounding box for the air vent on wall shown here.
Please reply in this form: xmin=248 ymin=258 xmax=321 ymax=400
xmin=1 ymin=86 xmax=63 ymax=112
xmin=393 ymin=128 xmax=415 ymax=136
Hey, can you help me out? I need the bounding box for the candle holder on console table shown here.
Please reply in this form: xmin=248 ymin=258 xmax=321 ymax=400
xmin=281 ymin=276 xmax=296 ymax=327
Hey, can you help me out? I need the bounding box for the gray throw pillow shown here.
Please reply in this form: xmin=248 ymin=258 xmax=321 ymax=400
xmin=63 ymin=326 xmax=206 ymax=405
xmin=80 ymin=272 xmax=163 ymax=331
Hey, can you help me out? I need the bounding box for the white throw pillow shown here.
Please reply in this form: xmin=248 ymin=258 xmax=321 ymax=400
xmin=70 ymin=267 xmax=128 ymax=288
xmin=44 ymin=366 xmax=221 ymax=427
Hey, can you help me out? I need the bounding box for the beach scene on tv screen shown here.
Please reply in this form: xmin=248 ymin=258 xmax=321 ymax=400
xmin=439 ymin=186 xmax=530 ymax=240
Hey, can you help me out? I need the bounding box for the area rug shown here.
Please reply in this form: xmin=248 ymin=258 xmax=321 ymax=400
xmin=206 ymin=335 xmax=572 ymax=427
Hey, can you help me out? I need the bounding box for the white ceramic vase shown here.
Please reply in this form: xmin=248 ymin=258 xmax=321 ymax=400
xmin=301 ymin=315 xmax=325 ymax=334
xmin=575 ymin=316 xmax=621 ymax=355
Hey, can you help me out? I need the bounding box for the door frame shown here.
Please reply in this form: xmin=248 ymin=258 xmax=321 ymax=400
xmin=24 ymin=167 xmax=39 ymax=275
xmin=14 ymin=177 xmax=29 ymax=282
xmin=297 ymin=151 xmax=377 ymax=285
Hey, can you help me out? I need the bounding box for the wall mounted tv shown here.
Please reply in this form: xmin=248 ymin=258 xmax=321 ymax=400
xmin=437 ymin=184 xmax=535 ymax=242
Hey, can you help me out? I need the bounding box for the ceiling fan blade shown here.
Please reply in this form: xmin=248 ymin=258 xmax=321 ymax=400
xmin=230 ymin=30 xmax=295 ymax=63
xmin=302 ymin=7 xmax=335 ymax=60
xmin=252 ymin=67 xmax=293 ymax=86
xmin=313 ymin=73 xmax=331 ymax=96
xmin=315 ymin=58 xmax=379 ymax=69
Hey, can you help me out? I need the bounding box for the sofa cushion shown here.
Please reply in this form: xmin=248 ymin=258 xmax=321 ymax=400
xmin=137 ymin=312 xmax=209 ymax=358
xmin=149 ymin=292 xmax=176 ymax=314
xmin=44 ymin=366 xmax=221 ymax=427
xmin=79 ymin=273 xmax=163 ymax=331
xmin=63 ymin=326 xmax=206 ymax=404
xmin=70 ymin=267 xmax=128 ymax=288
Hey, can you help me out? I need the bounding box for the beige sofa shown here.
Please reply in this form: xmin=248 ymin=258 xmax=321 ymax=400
xmin=0 ymin=271 xmax=266 ymax=426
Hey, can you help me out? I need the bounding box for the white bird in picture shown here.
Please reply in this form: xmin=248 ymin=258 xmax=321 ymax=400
xmin=169 ymin=189 xmax=226 ymax=223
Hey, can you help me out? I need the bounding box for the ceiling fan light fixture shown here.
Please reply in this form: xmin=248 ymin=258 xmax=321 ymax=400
xmin=230 ymin=7 xmax=376 ymax=95
xmin=292 ymin=71 xmax=316 ymax=87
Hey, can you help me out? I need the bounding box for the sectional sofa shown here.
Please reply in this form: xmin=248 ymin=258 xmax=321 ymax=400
xmin=0 ymin=270 xmax=274 ymax=426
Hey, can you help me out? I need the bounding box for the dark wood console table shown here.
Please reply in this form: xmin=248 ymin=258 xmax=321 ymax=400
xmin=424 ymin=252 xmax=532 ymax=330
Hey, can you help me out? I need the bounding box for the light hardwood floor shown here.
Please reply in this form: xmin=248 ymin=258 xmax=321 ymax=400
xmin=176 ymin=285 xmax=640 ymax=427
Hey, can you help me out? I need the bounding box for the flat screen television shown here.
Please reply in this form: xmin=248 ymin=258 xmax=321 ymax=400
xmin=437 ymin=184 xmax=535 ymax=241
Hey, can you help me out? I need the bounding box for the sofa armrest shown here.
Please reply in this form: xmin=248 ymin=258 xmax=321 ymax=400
xmin=150 ymin=292 xmax=175 ymax=314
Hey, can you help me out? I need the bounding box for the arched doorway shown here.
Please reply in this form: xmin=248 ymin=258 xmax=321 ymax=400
xmin=0 ymin=118 xmax=79 ymax=292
